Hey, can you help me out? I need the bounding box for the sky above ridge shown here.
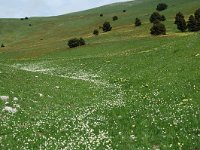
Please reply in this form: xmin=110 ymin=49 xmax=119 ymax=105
xmin=0 ymin=0 xmax=129 ymax=18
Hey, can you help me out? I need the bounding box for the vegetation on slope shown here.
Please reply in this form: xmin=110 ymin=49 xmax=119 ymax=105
xmin=0 ymin=0 xmax=199 ymax=149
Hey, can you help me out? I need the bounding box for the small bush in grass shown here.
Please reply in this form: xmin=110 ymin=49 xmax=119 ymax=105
xmin=194 ymin=8 xmax=200 ymax=31
xmin=156 ymin=3 xmax=168 ymax=11
xmin=175 ymin=12 xmax=184 ymax=24
xmin=100 ymin=14 xmax=103 ymax=17
xmin=195 ymin=8 xmax=200 ymax=20
xmin=113 ymin=16 xmax=118 ymax=21
xmin=68 ymin=38 xmax=80 ymax=48
xmin=93 ymin=29 xmax=99 ymax=35
xmin=68 ymin=38 xmax=86 ymax=48
xmin=79 ymin=38 xmax=85 ymax=46
xmin=135 ymin=18 xmax=142 ymax=27
xmin=102 ymin=21 xmax=112 ymax=32
xmin=1 ymin=44 xmax=5 ymax=48
xmin=25 ymin=17 xmax=29 ymax=20
xmin=123 ymin=10 xmax=126 ymax=12
xmin=174 ymin=12 xmax=187 ymax=32
xmin=150 ymin=12 xmax=166 ymax=23
xmin=161 ymin=15 xmax=166 ymax=21
xmin=187 ymin=15 xmax=198 ymax=32
xmin=150 ymin=21 xmax=166 ymax=35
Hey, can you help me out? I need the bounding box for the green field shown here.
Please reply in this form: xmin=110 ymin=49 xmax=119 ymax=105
xmin=0 ymin=0 xmax=200 ymax=149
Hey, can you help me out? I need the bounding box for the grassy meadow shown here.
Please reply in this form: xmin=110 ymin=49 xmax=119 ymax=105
xmin=0 ymin=0 xmax=199 ymax=149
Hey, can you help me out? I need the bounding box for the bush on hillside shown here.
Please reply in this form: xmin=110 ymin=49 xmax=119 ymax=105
xmin=194 ymin=8 xmax=200 ymax=21
xmin=100 ymin=14 xmax=103 ymax=17
xmin=174 ymin=12 xmax=187 ymax=32
xmin=123 ymin=10 xmax=126 ymax=13
xmin=187 ymin=15 xmax=197 ymax=32
xmin=135 ymin=18 xmax=142 ymax=27
xmin=161 ymin=15 xmax=166 ymax=21
xmin=68 ymin=38 xmax=86 ymax=48
xmin=93 ymin=29 xmax=99 ymax=35
xmin=1 ymin=44 xmax=5 ymax=48
xmin=194 ymin=8 xmax=200 ymax=31
xmin=150 ymin=21 xmax=166 ymax=35
xmin=156 ymin=3 xmax=168 ymax=11
xmin=25 ymin=17 xmax=29 ymax=20
xmin=79 ymin=38 xmax=86 ymax=46
xmin=68 ymin=38 xmax=80 ymax=48
xmin=174 ymin=12 xmax=184 ymax=24
xmin=150 ymin=12 xmax=166 ymax=23
xmin=113 ymin=16 xmax=118 ymax=21
xmin=102 ymin=21 xmax=112 ymax=32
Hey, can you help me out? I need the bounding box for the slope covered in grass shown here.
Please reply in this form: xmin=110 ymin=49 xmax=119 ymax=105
xmin=0 ymin=0 xmax=199 ymax=149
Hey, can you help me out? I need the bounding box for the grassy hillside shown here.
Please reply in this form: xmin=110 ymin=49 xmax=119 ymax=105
xmin=0 ymin=0 xmax=199 ymax=149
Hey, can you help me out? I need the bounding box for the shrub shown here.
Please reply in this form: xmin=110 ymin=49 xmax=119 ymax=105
xmin=174 ymin=12 xmax=187 ymax=32
xmin=156 ymin=3 xmax=168 ymax=11
xmin=194 ymin=8 xmax=200 ymax=31
xmin=25 ymin=17 xmax=29 ymax=20
xmin=100 ymin=14 xmax=103 ymax=17
xmin=150 ymin=12 xmax=165 ymax=23
xmin=187 ymin=15 xmax=197 ymax=32
xmin=113 ymin=16 xmax=118 ymax=21
xmin=68 ymin=38 xmax=80 ymax=48
xmin=161 ymin=15 xmax=166 ymax=21
xmin=20 ymin=18 xmax=24 ymax=20
xmin=29 ymin=24 xmax=32 ymax=26
xmin=175 ymin=12 xmax=184 ymax=24
xmin=194 ymin=8 xmax=200 ymax=21
xmin=102 ymin=21 xmax=112 ymax=32
xmin=123 ymin=10 xmax=126 ymax=12
xmin=135 ymin=18 xmax=142 ymax=27
xmin=1 ymin=44 xmax=5 ymax=48
xmin=150 ymin=21 xmax=166 ymax=35
xmin=68 ymin=38 xmax=86 ymax=48
xmin=79 ymin=38 xmax=85 ymax=46
xmin=93 ymin=29 xmax=99 ymax=35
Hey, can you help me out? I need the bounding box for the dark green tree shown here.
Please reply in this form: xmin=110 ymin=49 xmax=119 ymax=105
xmin=123 ymin=10 xmax=126 ymax=13
xmin=68 ymin=38 xmax=80 ymax=48
xmin=175 ymin=12 xmax=184 ymax=24
xmin=102 ymin=21 xmax=112 ymax=32
xmin=113 ymin=16 xmax=118 ymax=21
xmin=194 ymin=8 xmax=200 ymax=31
xmin=194 ymin=8 xmax=200 ymax=20
xmin=150 ymin=21 xmax=166 ymax=35
xmin=187 ymin=15 xmax=197 ymax=32
xmin=161 ymin=15 xmax=166 ymax=21
xmin=1 ymin=44 xmax=5 ymax=48
xmin=150 ymin=12 xmax=165 ymax=23
xmin=100 ymin=14 xmax=103 ymax=17
xmin=135 ymin=18 xmax=142 ymax=27
xmin=79 ymin=38 xmax=86 ymax=46
xmin=93 ymin=29 xmax=99 ymax=35
xmin=68 ymin=38 xmax=86 ymax=48
xmin=174 ymin=12 xmax=187 ymax=32
xmin=156 ymin=3 xmax=168 ymax=11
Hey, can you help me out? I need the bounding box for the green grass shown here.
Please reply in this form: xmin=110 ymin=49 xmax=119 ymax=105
xmin=0 ymin=0 xmax=200 ymax=149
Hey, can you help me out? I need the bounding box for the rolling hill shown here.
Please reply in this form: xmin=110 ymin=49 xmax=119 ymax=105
xmin=0 ymin=0 xmax=199 ymax=149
